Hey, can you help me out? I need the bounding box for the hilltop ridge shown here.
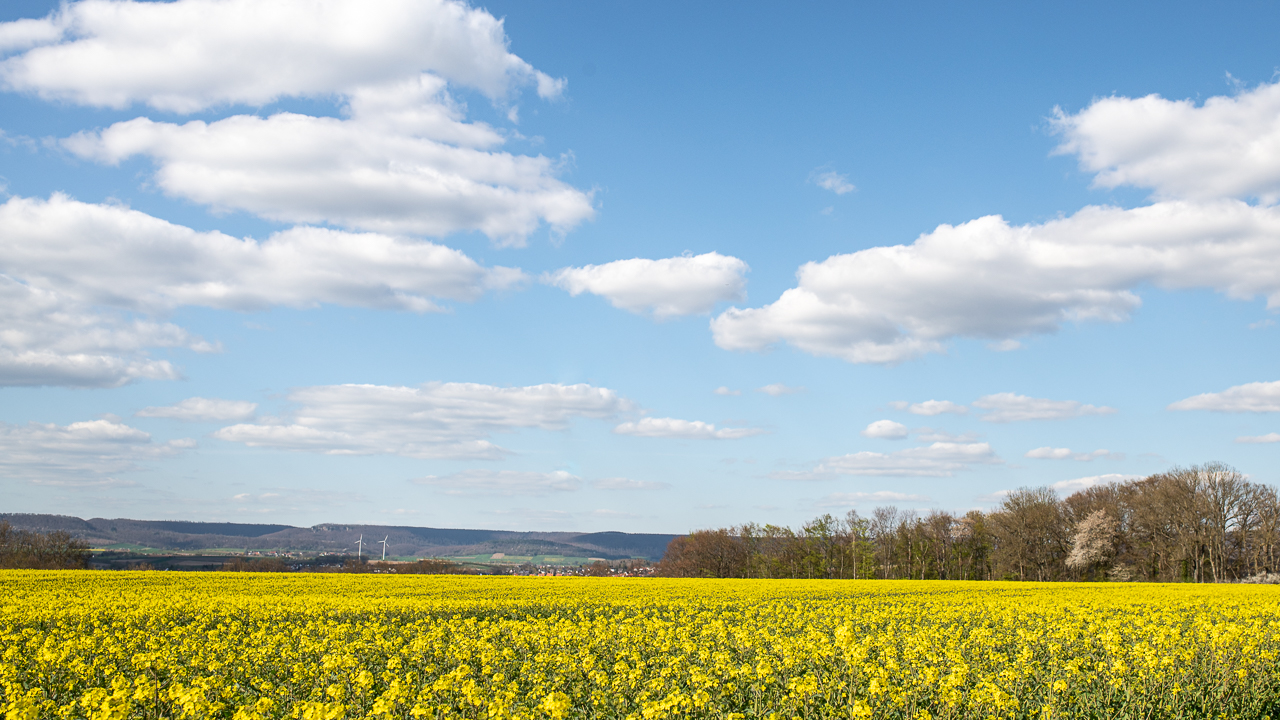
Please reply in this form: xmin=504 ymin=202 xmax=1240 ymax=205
xmin=0 ymin=514 xmax=677 ymax=561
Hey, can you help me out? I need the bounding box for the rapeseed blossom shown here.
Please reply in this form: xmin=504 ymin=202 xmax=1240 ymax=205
xmin=2 ymin=572 xmax=1278 ymax=718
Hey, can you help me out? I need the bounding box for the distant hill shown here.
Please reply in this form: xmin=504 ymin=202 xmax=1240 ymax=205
xmin=0 ymin=514 xmax=678 ymax=561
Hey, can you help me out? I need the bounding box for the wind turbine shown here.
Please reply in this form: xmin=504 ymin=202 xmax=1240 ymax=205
xmin=355 ymin=534 xmax=365 ymax=559
xmin=378 ymin=536 xmax=389 ymax=561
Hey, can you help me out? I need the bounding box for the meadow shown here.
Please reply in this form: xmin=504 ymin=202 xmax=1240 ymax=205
xmin=2 ymin=572 xmax=1278 ymax=719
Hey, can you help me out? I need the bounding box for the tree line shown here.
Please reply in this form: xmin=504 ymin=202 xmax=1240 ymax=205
xmin=657 ymin=463 xmax=1280 ymax=582
xmin=0 ymin=521 xmax=91 ymax=569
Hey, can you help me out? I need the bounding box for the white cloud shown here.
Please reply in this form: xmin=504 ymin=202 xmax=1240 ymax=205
xmin=757 ymin=383 xmax=804 ymax=396
xmin=0 ymin=276 xmax=196 ymax=387
xmin=1025 ymin=446 xmax=1122 ymax=461
xmin=1025 ymin=447 xmax=1076 ymax=460
xmin=612 ymin=417 xmax=765 ymax=440
xmin=711 ymin=200 xmax=1280 ymax=364
xmin=1251 ymin=319 xmax=1276 ymax=329
xmin=544 ymin=253 xmax=748 ymax=318
xmin=1169 ymin=381 xmax=1280 ymax=412
xmin=810 ymin=168 xmax=856 ymax=195
xmin=1051 ymin=80 xmax=1280 ymax=203
xmin=63 ymin=81 xmax=594 ymax=244
xmin=0 ymin=0 xmax=563 ymax=111
xmin=0 ymin=418 xmax=193 ymax=486
xmin=861 ymin=419 xmax=908 ymax=439
xmin=726 ymin=82 xmax=1280 ymax=366
xmin=914 ymin=428 xmax=981 ymax=443
xmin=773 ymin=442 xmax=1000 ymax=479
xmin=0 ymin=195 xmax=523 ymax=387
xmin=0 ymin=18 xmax=63 ymax=53
xmin=1 ymin=195 xmax=524 ymax=313
xmin=817 ymin=491 xmax=929 ymax=508
xmin=1238 ymin=433 xmax=1280 ymax=443
xmin=890 ymin=399 xmax=968 ymax=416
xmin=1050 ymin=474 xmax=1142 ymax=494
xmin=713 ymin=386 xmax=742 ymax=396
xmin=412 ymin=469 xmax=581 ymax=495
xmin=590 ymin=477 xmax=672 ymax=491
xmin=212 ymin=382 xmax=630 ymax=459
xmin=973 ymin=393 xmax=1115 ymax=423
xmin=137 ymin=397 xmax=257 ymax=422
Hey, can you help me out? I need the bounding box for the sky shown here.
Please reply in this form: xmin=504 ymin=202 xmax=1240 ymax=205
xmin=2 ymin=0 xmax=1280 ymax=534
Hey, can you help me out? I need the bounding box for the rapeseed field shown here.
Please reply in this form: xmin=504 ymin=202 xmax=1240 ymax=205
xmin=2 ymin=572 xmax=1278 ymax=719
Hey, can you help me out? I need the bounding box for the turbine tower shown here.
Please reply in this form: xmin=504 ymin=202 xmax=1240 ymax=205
xmin=379 ymin=535 xmax=389 ymax=561
xmin=355 ymin=534 xmax=365 ymax=559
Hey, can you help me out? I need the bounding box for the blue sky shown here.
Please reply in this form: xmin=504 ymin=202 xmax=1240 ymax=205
xmin=2 ymin=0 xmax=1280 ymax=533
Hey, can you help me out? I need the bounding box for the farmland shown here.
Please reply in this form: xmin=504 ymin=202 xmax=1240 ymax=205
xmin=2 ymin=572 xmax=1279 ymax=719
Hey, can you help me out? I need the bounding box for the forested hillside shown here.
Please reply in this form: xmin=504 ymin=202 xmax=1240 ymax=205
xmin=0 ymin=515 xmax=676 ymax=561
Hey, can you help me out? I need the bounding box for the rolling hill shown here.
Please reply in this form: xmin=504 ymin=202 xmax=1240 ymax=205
xmin=0 ymin=514 xmax=678 ymax=561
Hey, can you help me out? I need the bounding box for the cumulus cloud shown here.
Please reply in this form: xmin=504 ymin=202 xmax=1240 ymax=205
xmin=757 ymin=383 xmax=804 ymax=396
xmin=1025 ymin=446 xmax=1122 ymax=461
xmin=1238 ymin=433 xmax=1280 ymax=443
xmin=711 ymin=200 xmax=1280 ymax=364
xmin=810 ymin=168 xmax=856 ymax=195
xmin=0 ymin=0 xmax=563 ymax=111
xmin=2 ymin=195 xmax=523 ymax=313
xmin=890 ymin=399 xmax=968 ymax=416
xmin=1052 ymin=80 xmax=1280 ymax=203
xmin=861 ymin=420 xmax=908 ymax=439
xmin=137 ymin=397 xmax=257 ymax=422
xmin=5 ymin=1 xmax=591 ymax=245
xmin=1168 ymin=381 xmax=1280 ymax=412
xmin=772 ymin=442 xmax=1000 ymax=479
xmin=412 ymin=469 xmax=581 ymax=495
xmin=590 ymin=477 xmax=672 ymax=490
xmin=544 ymin=253 xmax=748 ymax=318
xmin=0 ymin=195 xmax=522 ymax=387
xmin=0 ymin=276 xmax=197 ymax=387
xmin=1050 ymin=474 xmax=1143 ymax=494
xmin=716 ymin=82 xmax=1280 ymax=366
xmin=817 ymin=491 xmax=929 ymax=508
xmin=63 ymin=80 xmax=594 ymax=244
xmin=713 ymin=386 xmax=742 ymax=396
xmin=973 ymin=393 xmax=1115 ymax=423
xmin=0 ymin=418 xmax=193 ymax=486
xmin=212 ymin=382 xmax=630 ymax=459
xmin=612 ymin=417 xmax=765 ymax=440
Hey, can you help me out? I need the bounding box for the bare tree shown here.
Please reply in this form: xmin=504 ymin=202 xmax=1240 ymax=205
xmin=654 ymin=466 xmax=1280 ymax=583
xmin=656 ymin=529 xmax=747 ymax=578
xmin=869 ymin=507 xmax=900 ymax=579
xmin=989 ymin=487 xmax=1069 ymax=581
xmin=1196 ymin=462 xmax=1254 ymax=582
xmin=0 ymin=522 xmax=91 ymax=569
